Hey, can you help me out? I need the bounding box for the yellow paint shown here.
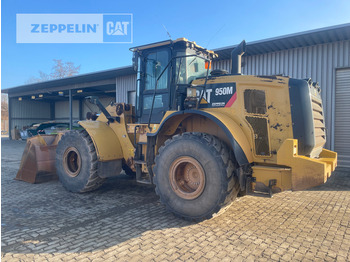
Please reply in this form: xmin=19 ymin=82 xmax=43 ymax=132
xmin=200 ymin=98 xmax=208 ymax=104
xmin=252 ymin=165 xmax=292 ymax=191
xmin=153 ymin=109 xmax=253 ymax=163
xmin=77 ymin=74 xmax=337 ymax=194
xmin=107 ymin=108 xmax=136 ymax=162
xmin=79 ymin=121 xmax=124 ymax=161
xmin=150 ymin=74 xmax=337 ymax=191
xmin=192 ymin=75 xmax=293 ymax=164
xmin=201 ymin=110 xmax=253 ymax=163
xmin=79 ymin=104 xmax=136 ymax=162
xmin=276 ymin=139 xmax=337 ymax=191
xmin=150 ymin=75 xmax=295 ymax=165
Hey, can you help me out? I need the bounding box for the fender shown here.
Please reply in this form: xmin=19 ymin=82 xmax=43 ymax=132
xmin=79 ymin=121 xmax=123 ymax=161
xmin=148 ymin=110 xmax=253 ymax=166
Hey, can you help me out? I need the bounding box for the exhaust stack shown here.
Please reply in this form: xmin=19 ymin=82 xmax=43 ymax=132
xmin=231 ymin=40 xmax=246 ymax=75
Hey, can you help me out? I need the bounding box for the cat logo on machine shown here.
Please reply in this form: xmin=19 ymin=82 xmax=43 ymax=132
xmin=198 ymin=83 xmax=237 ymax=108
xmin=197 ymin=89 xmax=212 ymax=104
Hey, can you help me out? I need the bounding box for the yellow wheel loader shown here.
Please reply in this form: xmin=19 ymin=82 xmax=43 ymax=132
xmin=55 ymin=38 xmax=337 ymax=220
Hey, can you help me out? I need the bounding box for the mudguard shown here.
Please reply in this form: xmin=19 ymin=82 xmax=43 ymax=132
xmin=79 ymin=121 xmax=123 ymax=161
xmin=149 ymin=110 xmax=253 ymax=166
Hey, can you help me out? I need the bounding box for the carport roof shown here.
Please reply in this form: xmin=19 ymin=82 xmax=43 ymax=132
xmin=213 ymin=23 xmax=350 ymax=60
xmin=3 ymin=65 xmax=135 ymax=97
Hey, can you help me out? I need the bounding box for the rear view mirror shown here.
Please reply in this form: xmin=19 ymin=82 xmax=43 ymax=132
xmin=194 ymin=62 xmax=199 ymax=72
xmin=132 ymin=52 xmax=139 ymax=71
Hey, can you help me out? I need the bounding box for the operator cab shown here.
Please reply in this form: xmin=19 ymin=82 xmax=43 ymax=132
xmin=130 ymin=38 xmax=216 ymax=124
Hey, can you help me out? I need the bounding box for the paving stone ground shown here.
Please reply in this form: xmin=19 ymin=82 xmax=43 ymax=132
xmin=1 ymin=137 xmax=350 ymax=261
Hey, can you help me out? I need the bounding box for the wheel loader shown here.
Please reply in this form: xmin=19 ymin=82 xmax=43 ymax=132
xmin=54 ymin=38 xmax=337 ymax=220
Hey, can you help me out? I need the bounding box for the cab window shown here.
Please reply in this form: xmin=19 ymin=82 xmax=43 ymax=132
xmin=175 ymin=49 xmax=208 ymax=84
xmin=145 ymin=50 xmax=169 ymax=90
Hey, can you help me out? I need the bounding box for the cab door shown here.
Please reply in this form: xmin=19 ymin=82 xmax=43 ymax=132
xmin=139 ymin=49 xmax=170 ymax=124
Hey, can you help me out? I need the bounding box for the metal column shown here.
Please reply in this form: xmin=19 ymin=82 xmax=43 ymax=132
xmin=79 ymin=98 xmax=83 ymax=120
xmin=50 ymin=101 xmax=55 ymax=120
xmin=8 ymin=97 xmax=12 ymax=140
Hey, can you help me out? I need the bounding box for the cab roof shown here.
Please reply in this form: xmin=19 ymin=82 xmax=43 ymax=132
xmin=130 ymin=38 xmax=217 ymax=57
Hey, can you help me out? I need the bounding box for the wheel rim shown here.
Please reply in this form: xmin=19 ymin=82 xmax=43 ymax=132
xmin=169 ymin=156 xmax=205 ymax=200
xmin=63 ymin=147 xmax=82 ymax=177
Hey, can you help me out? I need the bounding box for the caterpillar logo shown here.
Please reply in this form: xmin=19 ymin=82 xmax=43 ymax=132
xmin=103 ymin=14 xmax=133 ymax=43
xmin=106 ymin=22 xmax=129 ymax=36
xmin=197 ymin=89 xmax=213 ymax=103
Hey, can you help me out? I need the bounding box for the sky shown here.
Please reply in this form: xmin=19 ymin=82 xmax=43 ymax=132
xmin=2 ymin=0 xmax=350 ymax=89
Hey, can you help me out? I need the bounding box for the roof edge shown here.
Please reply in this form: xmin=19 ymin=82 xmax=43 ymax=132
xmin=213 ymin=23 xmax=350 ymax=52
xmin=3 ymin=65 xmax=134 ymax=93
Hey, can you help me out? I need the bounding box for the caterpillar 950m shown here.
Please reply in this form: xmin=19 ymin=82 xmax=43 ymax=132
xmin=56 ymin=38 xmax=337 ymax=220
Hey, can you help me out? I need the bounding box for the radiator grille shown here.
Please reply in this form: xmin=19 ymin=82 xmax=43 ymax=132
xmin=246 ymin=116 xmax=270 ymax=156
xmin=310 ymin=96 xmax=326 ymax=157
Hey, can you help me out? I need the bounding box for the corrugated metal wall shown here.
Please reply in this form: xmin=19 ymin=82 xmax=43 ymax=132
xmin=116 ymin=74 xmax=137 ymax=103
xmin=334 ymin=68 xmax=350 ymax=167
xmin=54 ymin=97 xmax=116 ymax=122
xmin=213 ymin=40 xmax=350 ymax=150
xmin=82 ymin=97 xmax=116 ymax=118
xmin=55 ymin=100 xmax=80 ymax=121
xmin=10 ymin=98 xmax=51 ymax=129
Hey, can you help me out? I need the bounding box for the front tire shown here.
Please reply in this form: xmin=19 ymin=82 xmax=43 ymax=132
xmin=56 ymin=130 xmax=105 ymax=193
xmin=154 ymin=132 xmax=239 ymax=220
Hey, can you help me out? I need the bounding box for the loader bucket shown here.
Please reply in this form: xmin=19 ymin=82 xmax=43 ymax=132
xmin=16 ymin=134 xmax=64 ymax=183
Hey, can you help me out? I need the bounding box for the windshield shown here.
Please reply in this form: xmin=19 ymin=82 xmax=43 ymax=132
xmin=175 ymin=50 xmax=209 ymax=85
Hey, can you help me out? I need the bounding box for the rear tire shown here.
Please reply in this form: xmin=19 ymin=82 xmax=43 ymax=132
xmin=56 ymin=130 xmax=105 ymax=193
xmin=154 ymin=132 xmax=239 ymax=221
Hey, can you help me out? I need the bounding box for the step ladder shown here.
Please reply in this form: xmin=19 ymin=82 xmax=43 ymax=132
xmin=134 ymin=142 xmax=153 ymax=185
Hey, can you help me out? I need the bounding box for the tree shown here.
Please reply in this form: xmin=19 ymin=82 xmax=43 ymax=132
xmin=50 ymin=59 xmax=81 ymax=79
xmin=25 ymin=59 xmax=81 ymax=83
xmin=1 ymin=94 xmax=8 ymax=119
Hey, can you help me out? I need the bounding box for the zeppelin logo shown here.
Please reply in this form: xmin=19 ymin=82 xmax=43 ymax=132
xmin=30 ymin=24 xmax=98 ymax=33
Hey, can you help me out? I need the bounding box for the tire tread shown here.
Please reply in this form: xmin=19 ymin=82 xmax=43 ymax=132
xmin=56 ymin=130 xmax=105 ymax=193
xmin=154 ymin=132 xmax=239 ymax=221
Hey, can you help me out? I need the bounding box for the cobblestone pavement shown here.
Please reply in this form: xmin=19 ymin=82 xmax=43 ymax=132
xmin=1 ymin=138 xmax=350 ymax=261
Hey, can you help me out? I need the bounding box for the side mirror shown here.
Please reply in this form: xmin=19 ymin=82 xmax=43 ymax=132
xmin=132 ymin=52 xmax=139 ymax=71
xmin=193 ymin=62 xmax=199 ymax=73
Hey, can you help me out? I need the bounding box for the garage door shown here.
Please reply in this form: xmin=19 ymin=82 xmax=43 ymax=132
xmin=335 ymin=68 xmax=350 ymax=168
